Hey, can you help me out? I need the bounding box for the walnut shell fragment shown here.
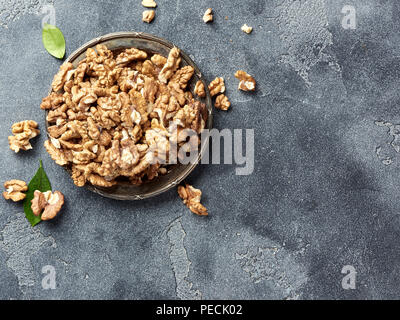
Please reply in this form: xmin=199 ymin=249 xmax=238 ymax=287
xmin=178 ymin=184 xmax=208 ymax=216
xmin=234 ymin=70 xmax=256 ymax=91
xmin=3 ymin=180 xmax=28 ymax=202
xmin=31 ymin=190 xmax=65 ymax=221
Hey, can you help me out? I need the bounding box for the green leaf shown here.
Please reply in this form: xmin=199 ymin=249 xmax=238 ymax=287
xmin=23 ymin=160 xmax=52 ymax=226
xmin=42 ymin=23 xmax=66 ymax=59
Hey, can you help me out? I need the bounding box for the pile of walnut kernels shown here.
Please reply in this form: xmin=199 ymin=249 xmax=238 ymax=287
xmin=40 ymin=45 xmax=208 ymax=188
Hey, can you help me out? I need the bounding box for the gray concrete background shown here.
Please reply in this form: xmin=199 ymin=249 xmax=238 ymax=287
xmin=0 ymin=0 xmax=399 ymax=300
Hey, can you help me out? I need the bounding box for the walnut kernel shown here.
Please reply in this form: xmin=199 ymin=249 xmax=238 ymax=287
xmin=3 ymin=180 xmax=28 ymax=202
xmin=158 ymin=47 xmax=181 ymax=84
xmin=178 ymin=184 xmax=208 ymax=216
xmin=143 ymin=10 xmax=155 ymax=23
xmin=194 ymin=81 xmax=206 ymax=98
xmin=208 ymin=77 xmax=225 ymax=97
xmin=215 ymin=94 xmax=231 ymax=111
xmin=31 ymin=190 xmax=65 ymax=221
xmin=203 ymin=8 xmax=213 ymax=23
xmin=234 ymin=70 xmax=256 ymax=91
xmin=241 ymin=24 xmax=253 ymax=34
xmin=142 ymin=0 xmax=157 ymax=8
xmin=8 ymin=120 xmax=40 ymax=153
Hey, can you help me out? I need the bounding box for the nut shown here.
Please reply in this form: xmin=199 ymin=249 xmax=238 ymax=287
xmin=241 ymin=24 xmax=253 ymax=34
xmin=8 ymin=120 xmax=40 ymax=153
xmin=208 ymin=77 xmax=225 ymax=97
xmin=234 ymin=70 xmax=256 ymax=91
xmin=158 ymin=47 xmax=181 ymax=84
xmin=170 ymin=66 xmax=194 ymax=89
xmin=116 ymin=48 xmax=147 ymax=66
xmin=44 ymin=140 xmax=71 ymax=166
xmin=214 ymin=94 xmax=231 ymax=111
xmin=40 ymin=93 xmax=64 ymax=110
xmin=194 ymin=80 xmax=206 ymax=98
xmin=142 ymin=0 xmax=157 ymax=8
xmin=142 ymin=10 xmax=155 ymax=23
xmin=31 ymin=190 xmax=65 ymax=221
xmin=52 ymin=62 xmax=74 ymax=92
xmin=203 ymin=8 xmax=213 ymax=23
xmin=178 ymin=184 xmax=208 ymax=216
xmin=151 ymin=54 xmax=167 ymax=67
xmin=3 ymin=180 xmax=28 ymax=202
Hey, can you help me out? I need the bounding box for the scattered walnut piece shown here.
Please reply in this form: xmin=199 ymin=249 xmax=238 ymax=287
xmin=40 ymin=92 xmax=64 ymax=110
xmin=234 ymin=70 xmax=256 ymax=91
xmin=208 ymin=77 xmax=225 ymax=97
xmin=214 ymin=94 xmax=231 ymax=111
xmin=241 ymin=24 xmax=253 ymax=34
xmin=8 ymin=120 xmax=40 ymax=153
xmin=3 ymin=180 xmax=28 ymax=202
xmin=178 ymin=184 xmax=208 ymax=216
xmin=31 ymin=190 xmax=64 ymax=221
xmin=203 ymin=8 xmax=213 ymax=23
xmin=142 ymin=10 xmax=155 ymax=23
xmin=142 ymin=0 xmax=157 ymax=8
xmin=194 ymin=80 xmax=206 ymax=98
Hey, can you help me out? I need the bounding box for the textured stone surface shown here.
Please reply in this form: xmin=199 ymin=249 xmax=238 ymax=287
xmin=0 ymin=0 xmax=399 ymax=299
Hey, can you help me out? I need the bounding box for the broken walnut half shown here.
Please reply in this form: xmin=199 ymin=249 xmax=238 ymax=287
xmin=142 ymin=0 xmax=157 ymax=8
xmin=215 ymin=94 xmax=231 ymax=111
xmin=3 ymin=180 xmax=28 ymax=202
xmin=234 ymin=70 xmax=256 ymax=91
xmin=41 ymin=45 xmax=207 ymax=188
xmin=241 ymin=24 xmax=253 ymax=34
xmin=31 ymin=190 xmax=65 ymax=221
xmin=143 ymin=10 xmax=155 ymax=23
xmin=194 ymin=80 xmax=206 ymax=98
xmin=178 ymin=184 xmax=208 ymax=216
xmin=203 ymin=8 xmax=213 ymax=23
xmin=208 ymin=77 xmax=225 ymax=97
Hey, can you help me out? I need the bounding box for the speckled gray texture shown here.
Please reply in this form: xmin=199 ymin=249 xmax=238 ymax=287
xmin=0 ymin=0 xmax=399 ymax=300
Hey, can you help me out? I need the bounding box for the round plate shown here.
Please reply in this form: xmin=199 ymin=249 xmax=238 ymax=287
xmin=45 ymin=32 xmax=213 ymax=200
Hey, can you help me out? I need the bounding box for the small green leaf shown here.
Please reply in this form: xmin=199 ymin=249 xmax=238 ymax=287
xmin=42 ymin=23 xmax=66 ymax=59
xmin=23 ymin=160 xmax=52 ymax=226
